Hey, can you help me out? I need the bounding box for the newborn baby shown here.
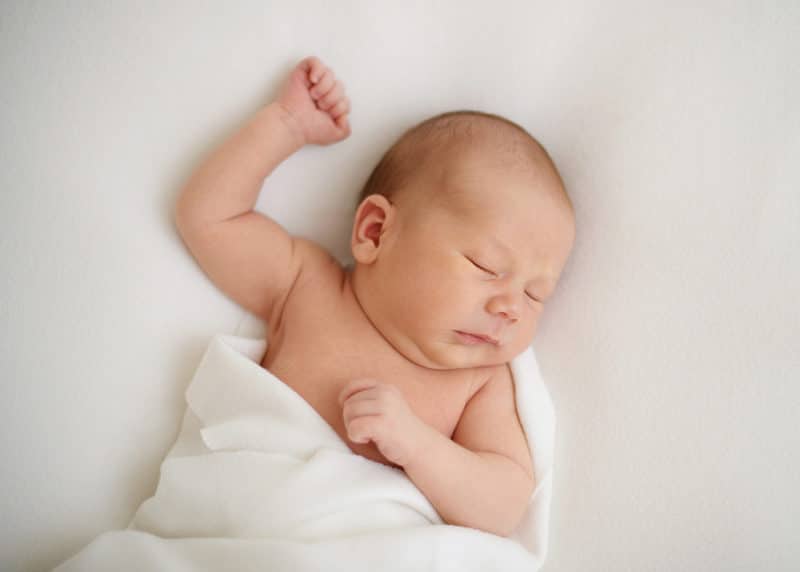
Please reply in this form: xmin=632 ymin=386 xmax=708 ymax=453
xmin=175 ymin=56 xmax=575 ymax=537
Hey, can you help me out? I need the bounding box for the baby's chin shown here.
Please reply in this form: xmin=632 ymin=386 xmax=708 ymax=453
xmin=406 ymin=340 xmax=521 ymax=371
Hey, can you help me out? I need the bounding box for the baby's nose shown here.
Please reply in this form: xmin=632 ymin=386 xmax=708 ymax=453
xmin=487 ymin=294 xmax=520 ymax=322
xmin=498 ymin=308 xmax=519 ymax=322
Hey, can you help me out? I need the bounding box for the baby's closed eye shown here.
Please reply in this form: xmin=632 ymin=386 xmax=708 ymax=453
xmin=465 ymin=255 xmax=496 ymax=277
xmin=465 ymin=255 xmax=542 ymax=303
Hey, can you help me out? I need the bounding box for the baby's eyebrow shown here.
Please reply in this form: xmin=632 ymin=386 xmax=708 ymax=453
xmin=486 ymin=237 xmax=514 ymax=259
xmin=485 ymin=237 xmax=556 ymax=286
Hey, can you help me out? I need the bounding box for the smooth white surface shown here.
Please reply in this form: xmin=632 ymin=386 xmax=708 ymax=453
xmin=1 ymin=1 xmax=798 ymax=571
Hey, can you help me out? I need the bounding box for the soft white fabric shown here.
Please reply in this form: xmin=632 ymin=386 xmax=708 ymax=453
xmin=53 ymin=333 xmax=555 ymax=571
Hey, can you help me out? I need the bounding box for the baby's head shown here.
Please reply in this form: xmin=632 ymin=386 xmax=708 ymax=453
xmin=349 ymin=110 xmax=575 ymax=370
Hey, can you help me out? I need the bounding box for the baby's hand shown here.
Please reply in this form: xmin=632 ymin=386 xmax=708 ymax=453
xmin=339 ymin=380 xmax=425 ymax=467
xmin=275 ymin=55 xmax=351 ymax=146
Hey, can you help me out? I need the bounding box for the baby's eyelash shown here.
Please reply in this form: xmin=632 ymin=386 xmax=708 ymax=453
xmin=467 ymin=257 xmax=496 ymax=276
xmin=467 ymin=255 xmax=543 ymax=303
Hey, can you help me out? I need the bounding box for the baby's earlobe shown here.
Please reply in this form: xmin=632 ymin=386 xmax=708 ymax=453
xmin=352 ymin=240 xmax=379 ymax=264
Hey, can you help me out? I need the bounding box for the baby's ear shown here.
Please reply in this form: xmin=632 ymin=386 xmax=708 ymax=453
xmin=351 ymin=194 xmax=395 ymax=264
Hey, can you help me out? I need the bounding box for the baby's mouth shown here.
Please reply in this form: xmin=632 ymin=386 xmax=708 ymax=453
xmin=454 ymin=331 xmax=499 ymax=346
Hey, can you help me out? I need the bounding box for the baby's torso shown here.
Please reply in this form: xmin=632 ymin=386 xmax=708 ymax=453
xmin=259 ymin=252 xmax=488 ymax=466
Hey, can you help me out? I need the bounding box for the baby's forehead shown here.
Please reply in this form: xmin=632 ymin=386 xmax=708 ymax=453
xmin=417 ymin=168 xmax=574 ymax=243
xmin=392 ymin=113 xmax=571 ymax=223
xmin=429 ymin=159 xmax=549 ymax=215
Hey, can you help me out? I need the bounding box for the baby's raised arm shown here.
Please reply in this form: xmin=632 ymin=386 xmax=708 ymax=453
xmin=175 ymin=56 xmax=350 ymax=326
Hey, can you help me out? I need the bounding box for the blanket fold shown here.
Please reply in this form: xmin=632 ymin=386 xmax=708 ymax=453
xmin=53 ymin=334 xmax=555 ymax=572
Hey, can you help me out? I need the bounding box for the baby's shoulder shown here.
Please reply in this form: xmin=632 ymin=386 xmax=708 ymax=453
xmin=293 ymin=237 xmax=339 ymax=265
xmin=292 ymin=238 xmax=345 ymax=285
xmin=269 ymin=238 xmax=344 ymax=330
xmin=463 ymin=362 xmax=512 ymax=401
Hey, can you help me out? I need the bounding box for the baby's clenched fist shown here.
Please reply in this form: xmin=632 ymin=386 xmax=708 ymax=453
xmin=274 ymin=55 xmax=351 ymax=146
xmin=339 ymin=379 xmax=425 ymax=467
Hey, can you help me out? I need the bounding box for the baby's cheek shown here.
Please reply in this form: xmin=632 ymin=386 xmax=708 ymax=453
xmin=518 ymin=315 xmax=539 ymax=344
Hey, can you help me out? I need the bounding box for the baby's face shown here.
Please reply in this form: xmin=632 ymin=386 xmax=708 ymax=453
xmin=359 ymin=150 xmax=575 ymax=370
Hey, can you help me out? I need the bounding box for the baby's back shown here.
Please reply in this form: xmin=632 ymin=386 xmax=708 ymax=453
xmin=261 ymin=241 xmax=489 ymax=466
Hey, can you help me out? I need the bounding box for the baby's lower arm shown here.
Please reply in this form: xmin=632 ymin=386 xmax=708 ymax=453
xmin=403 ymin=425 xmax=534 ymax=537
xmin=176 ymin=102 xmax=304 ymax=228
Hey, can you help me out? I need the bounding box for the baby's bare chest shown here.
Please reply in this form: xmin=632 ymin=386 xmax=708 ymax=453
xmin=259 ymin=265 xmax=480 ymax=464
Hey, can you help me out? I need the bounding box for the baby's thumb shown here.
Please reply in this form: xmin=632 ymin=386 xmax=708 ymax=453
xmin=336 ymin=115 xmax=351 ymax=136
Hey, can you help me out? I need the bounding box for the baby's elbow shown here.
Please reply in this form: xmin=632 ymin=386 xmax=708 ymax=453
xmin=460 ymin=473 xmax=536 ymax=538
xmin=497 ymin=471 xmax=536 ymax=537
xmin=444 ymin=515 xmax=514 ymax=538
xmin=476 ymin=509 xmax=525 ymax=538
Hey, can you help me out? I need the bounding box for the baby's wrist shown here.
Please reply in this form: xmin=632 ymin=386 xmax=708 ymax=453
xmin=263 ymin=101 xmax=307 ymax=149
xmin=401 ymin=418 xmax=436 ymax=469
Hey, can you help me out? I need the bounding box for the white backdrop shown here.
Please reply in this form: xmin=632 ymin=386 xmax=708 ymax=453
xmin=2 ymin=1 xmax=798 ymax=571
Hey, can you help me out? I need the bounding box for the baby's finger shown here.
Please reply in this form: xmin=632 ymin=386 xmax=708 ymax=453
xmin=317 ymin=81 xmax=345 ymax=111
xmin=338 ymin=378 xmax=378 ymax=406
xmin=344 ymin=387 xmax=380 ymax=404
xmin=335 ymin=114 xmax=350 ymax=134
xmin=300 ymin=56 xmax=325 ymax=83
xmin=310 ymin=70 xmax=335 ymax=100
xmin=347 ymin=416 xmax=382 ymax=444
xmin=343 ymin=399 xmax=381 ymax=425
xmin=329 ymin=97 xmax=350 ymax=120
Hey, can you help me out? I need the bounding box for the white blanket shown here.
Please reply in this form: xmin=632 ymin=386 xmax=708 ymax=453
xmin=53 ymin=334 xmax=555 ymax=571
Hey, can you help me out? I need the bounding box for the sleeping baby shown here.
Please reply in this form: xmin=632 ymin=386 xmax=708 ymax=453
xmin=174 ymin=55 xmax=575 ymax=537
